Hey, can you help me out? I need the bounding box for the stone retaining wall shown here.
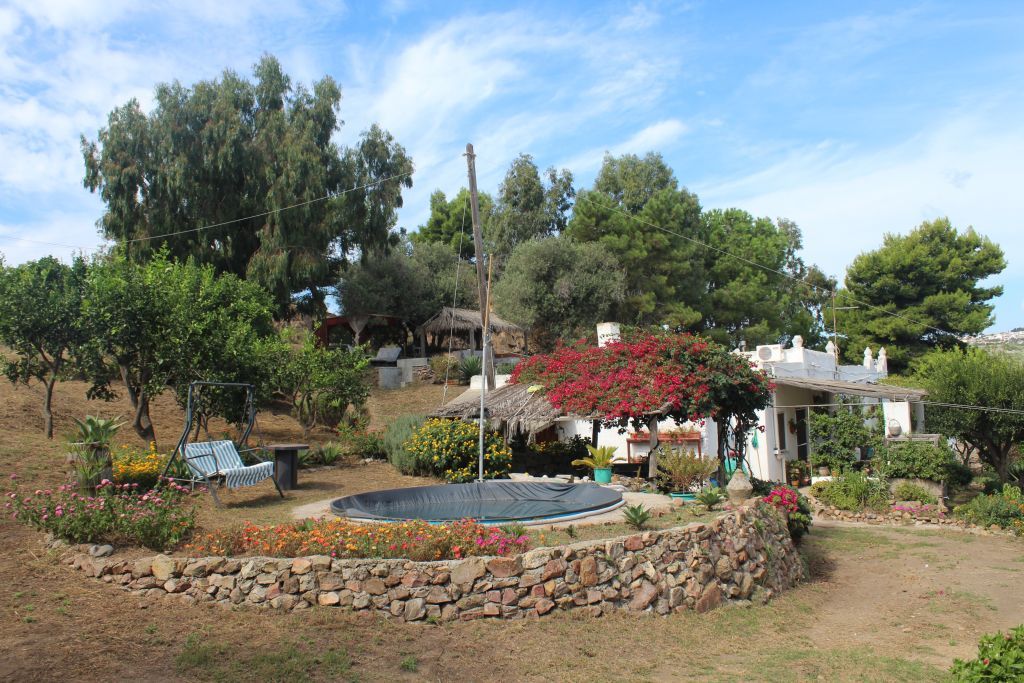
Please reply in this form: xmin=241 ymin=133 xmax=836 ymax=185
xmin=812 ymin=500 xmax=1017 ymax=536
xmin=62 ymin=500 xmax=803 ymax=622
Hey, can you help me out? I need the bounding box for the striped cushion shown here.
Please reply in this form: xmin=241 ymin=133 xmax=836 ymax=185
xmin=183 ymin=440 xmax=274 ymax=490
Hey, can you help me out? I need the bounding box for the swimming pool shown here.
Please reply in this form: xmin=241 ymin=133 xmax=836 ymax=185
xmin=331 ymin=480 xmax=624 ymax=525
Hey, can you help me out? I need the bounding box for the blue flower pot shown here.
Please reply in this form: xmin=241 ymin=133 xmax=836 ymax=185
xmin=594 ymin=468 xmax=612 ymax=484
xmin=669 ymin=492 xmax=696 ymax=502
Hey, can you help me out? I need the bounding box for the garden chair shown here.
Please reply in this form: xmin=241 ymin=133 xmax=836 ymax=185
xmin=183 ymin=440 xmax=283 ymax=506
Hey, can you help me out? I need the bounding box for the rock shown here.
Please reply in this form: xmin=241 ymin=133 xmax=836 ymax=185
xmin=578 ymin=556 xmax=598 ymax=586
xmin=628 ymin=582 xmax=659 ymax=611
xmin=291 ymin=558 xmax=312 ymax=575
xmin=151 ymin=555 xmax=176 ymax=582
xmin=483 ymin=602 xmax=501 ymax=617
xmin=352 ymin=594 xmax=371 ymax=610
xmin=404 ymin=598 xmax=426 ymax=621
xmin=695 ymin=583 xmax=722 ymax=613
xmin=715 ymin=557 xmax=732 ymax=581
xmin=318 ymin=591 xmax=340 ymax=606
xmin=535 ymin=598 xmax=555 ymax=616
xmin=132 ymin=558 xmax=153 ymax=578
xmin=623 ymin=536 xmax=644 ymax=552
xmin=426 ymin=586 xmax=451 ymax=604
xmin=88 ymin=544 xmax=114 ymax=558
xmin=541 ymin=558 xmax=567 ymax=581
xmin=318 ymin=574 xmax=344 ymax=591
xmin=521 ymin=549 xmax=551 ymax=570
xmin=450 ymin=557 xmax=486 ymax=587
xmin=486 ymin=556 xmax=522 ymax=578
xmin=363 ymin=578 xmax=387 ymax=595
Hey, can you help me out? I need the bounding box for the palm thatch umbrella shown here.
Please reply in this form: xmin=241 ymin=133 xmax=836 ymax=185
xmin=431 ymin=383 xmax=567 ymax=441
xmin=416 ymin=306 xmax=523 ymax=351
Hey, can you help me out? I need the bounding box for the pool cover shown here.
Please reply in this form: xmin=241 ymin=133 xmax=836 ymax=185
xmin=330 ymin=481 xmax=624 ymax=524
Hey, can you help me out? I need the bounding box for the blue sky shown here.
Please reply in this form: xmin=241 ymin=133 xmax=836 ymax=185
xmin=2 ymin=1 xmax=1023 ymax=331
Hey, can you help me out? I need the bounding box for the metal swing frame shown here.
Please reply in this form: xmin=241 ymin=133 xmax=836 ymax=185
xmin=161 ymin=381 xmax=283 ymax=506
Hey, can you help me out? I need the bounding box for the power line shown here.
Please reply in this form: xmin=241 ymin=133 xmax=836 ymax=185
xmin=574 ymin=193 xmax=963 ymax=342
xmin=126 ymin=170 xmax=414 ymax=245
xmin=0 ymin=171 xmax=414 ymax=255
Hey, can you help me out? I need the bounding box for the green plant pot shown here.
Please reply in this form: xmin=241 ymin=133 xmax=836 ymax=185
xmin=593 ymin=468 xmax=612 ymax=484
xmin=669 ymin=492 xmax=696 ymax=502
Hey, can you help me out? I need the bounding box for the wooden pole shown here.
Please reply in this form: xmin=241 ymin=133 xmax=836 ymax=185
xmin=647 ymin=417 xmax=659 ymax=479
xmin=465 ymin=143 xmax=495 ymax=388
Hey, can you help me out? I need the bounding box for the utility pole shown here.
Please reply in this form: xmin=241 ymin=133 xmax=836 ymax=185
xmin=465 ymin=143 xmax=495 ymax=388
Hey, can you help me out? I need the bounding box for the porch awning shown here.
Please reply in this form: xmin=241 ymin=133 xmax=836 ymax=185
xmin=773 ymin=376 xmax=927 ymax=401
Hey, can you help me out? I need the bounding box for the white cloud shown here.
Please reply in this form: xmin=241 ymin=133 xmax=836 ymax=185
xmin=696 ymin=106 xmax=1024 ymax=284
xmin=560 ymin=118 xmax=690 ymax=175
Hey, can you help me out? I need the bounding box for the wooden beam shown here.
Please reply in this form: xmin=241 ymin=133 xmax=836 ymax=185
xmin=647 ymin=418 xmax=659 ymax=479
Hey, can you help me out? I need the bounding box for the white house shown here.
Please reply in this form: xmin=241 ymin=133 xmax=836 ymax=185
xmin=552 ymin=332 xmax=927 ymax=483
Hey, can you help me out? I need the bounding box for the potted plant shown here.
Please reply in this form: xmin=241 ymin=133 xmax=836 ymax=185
xmin=656 ymin=446 xmax=717 ymax=501
xmin=68 ymin=415 xmax=124 ymax=489
xmin=572 ymin=444 xmax=617 ymax=484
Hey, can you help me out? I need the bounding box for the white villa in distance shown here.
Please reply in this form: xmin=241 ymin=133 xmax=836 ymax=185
xmin=551 ymin=324 xmax=929 ymax=482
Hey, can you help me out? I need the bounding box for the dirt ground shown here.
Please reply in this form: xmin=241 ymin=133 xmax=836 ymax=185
xmin=3 ymin=378 xmax=1024 ymax=681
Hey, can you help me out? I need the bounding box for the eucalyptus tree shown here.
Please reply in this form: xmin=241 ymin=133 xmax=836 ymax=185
xmin=81 ymin=55 xmax=412 ymax=316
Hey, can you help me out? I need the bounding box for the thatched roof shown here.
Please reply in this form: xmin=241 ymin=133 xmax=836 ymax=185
xmin=432 ymin=383 xmax=565 ymax=438
xmin=417 ymin=307 xmax=523 ymax=336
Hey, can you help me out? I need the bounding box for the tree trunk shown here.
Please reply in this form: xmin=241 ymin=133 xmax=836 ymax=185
xmin=43 ymin=373 xmax=57 ymax=439
xmin=133 ymin=391 xmax=156 ymax=446
xmin=120 ymin=365 xmax=156 ymax=445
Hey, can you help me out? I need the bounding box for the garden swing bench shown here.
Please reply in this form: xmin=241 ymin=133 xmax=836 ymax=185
xmin=161 ymin=381 xmax=283 ymax=506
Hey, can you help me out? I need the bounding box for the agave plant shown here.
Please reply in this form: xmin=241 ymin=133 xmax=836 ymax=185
xmin=695 ymin=486 xmax=725 ymax=512
xmin=571 ymin=444 xmax=617 ymax=470
xmin=67 ymin=415 xmax=125 ymax=489
xmin=623 ymin=503 xmax=652 ymax=530
xmin=458 ymin=355 xmax=483 ymax=384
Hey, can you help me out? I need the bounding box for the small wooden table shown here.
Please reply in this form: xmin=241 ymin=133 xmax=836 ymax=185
xmin=265 ymin=443 xmax=307 ymax=491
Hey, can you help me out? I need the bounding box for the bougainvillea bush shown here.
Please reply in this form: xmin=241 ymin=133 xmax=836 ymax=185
xmin=765 ymin=485 xmax=812 ymax=542
xmin=187 ymin=518 xmax=530 ymax=561
xmin=403 ymin=418 xmax=512 ymax=483
xmin=6 ymin=476 xmax=196 ymax=549
xmin=510 ymin=331 xmax=772 ymax=432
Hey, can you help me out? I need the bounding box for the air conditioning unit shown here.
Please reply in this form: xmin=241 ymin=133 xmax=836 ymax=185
xmin=755 ymin=344 xmax=784 ymax=362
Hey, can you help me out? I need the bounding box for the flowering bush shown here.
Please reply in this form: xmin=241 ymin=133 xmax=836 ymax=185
xmin=187 ymin=518 xmax=529 ymax=561
xmin=953 ymin=485 xmax=1024 ymax=533
xmin=950 ymin=624 xmax=1024 ymax=681
xmin=511 ymin=331 xmax=772 ymax=432
xmin=112 ymin=442 xmax=166 ymax=489
xmin=6 ymin=475 xmax=196 ymax=550
xmin=403 ymin=418 xmax=512 ymax=482
xmin=765 ymin=485 xmax=812 ymax=542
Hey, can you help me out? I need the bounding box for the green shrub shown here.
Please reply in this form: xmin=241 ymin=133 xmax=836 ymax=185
xmin=428 ymin=355 xmax=458 ymax=383
xmin=873 ymin=441 xmax=963 ymax=484
xmin=808 ymin=409 xmax=876 ymax=473
xmin=495 ymin=362 xmax=517 ymax=374
xmin=953 ymin=488 xmax=1024 ymax=529
xmin=313 ymin=441 xmax=346 ymax=466
xmin=950 ymin=624 xmax=1024 ymax=681
xmin=892 ymin=481 xmax=938 ymax=505
xmin=457 ymin=355 xmax=483 ymax=384
xmin=382 ymin=414 xmax=426 ymax=475
xmin=404 ymin=418 xmax=512 ymax=482
xmin=810 ymin=471 xmax=890 ymax=511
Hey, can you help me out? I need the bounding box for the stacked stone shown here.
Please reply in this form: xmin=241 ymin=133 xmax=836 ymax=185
xmin=812 ymin=502 xmax=1014 ymax=535
xmin=61 ymin=501 xmax=804 ymax=621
